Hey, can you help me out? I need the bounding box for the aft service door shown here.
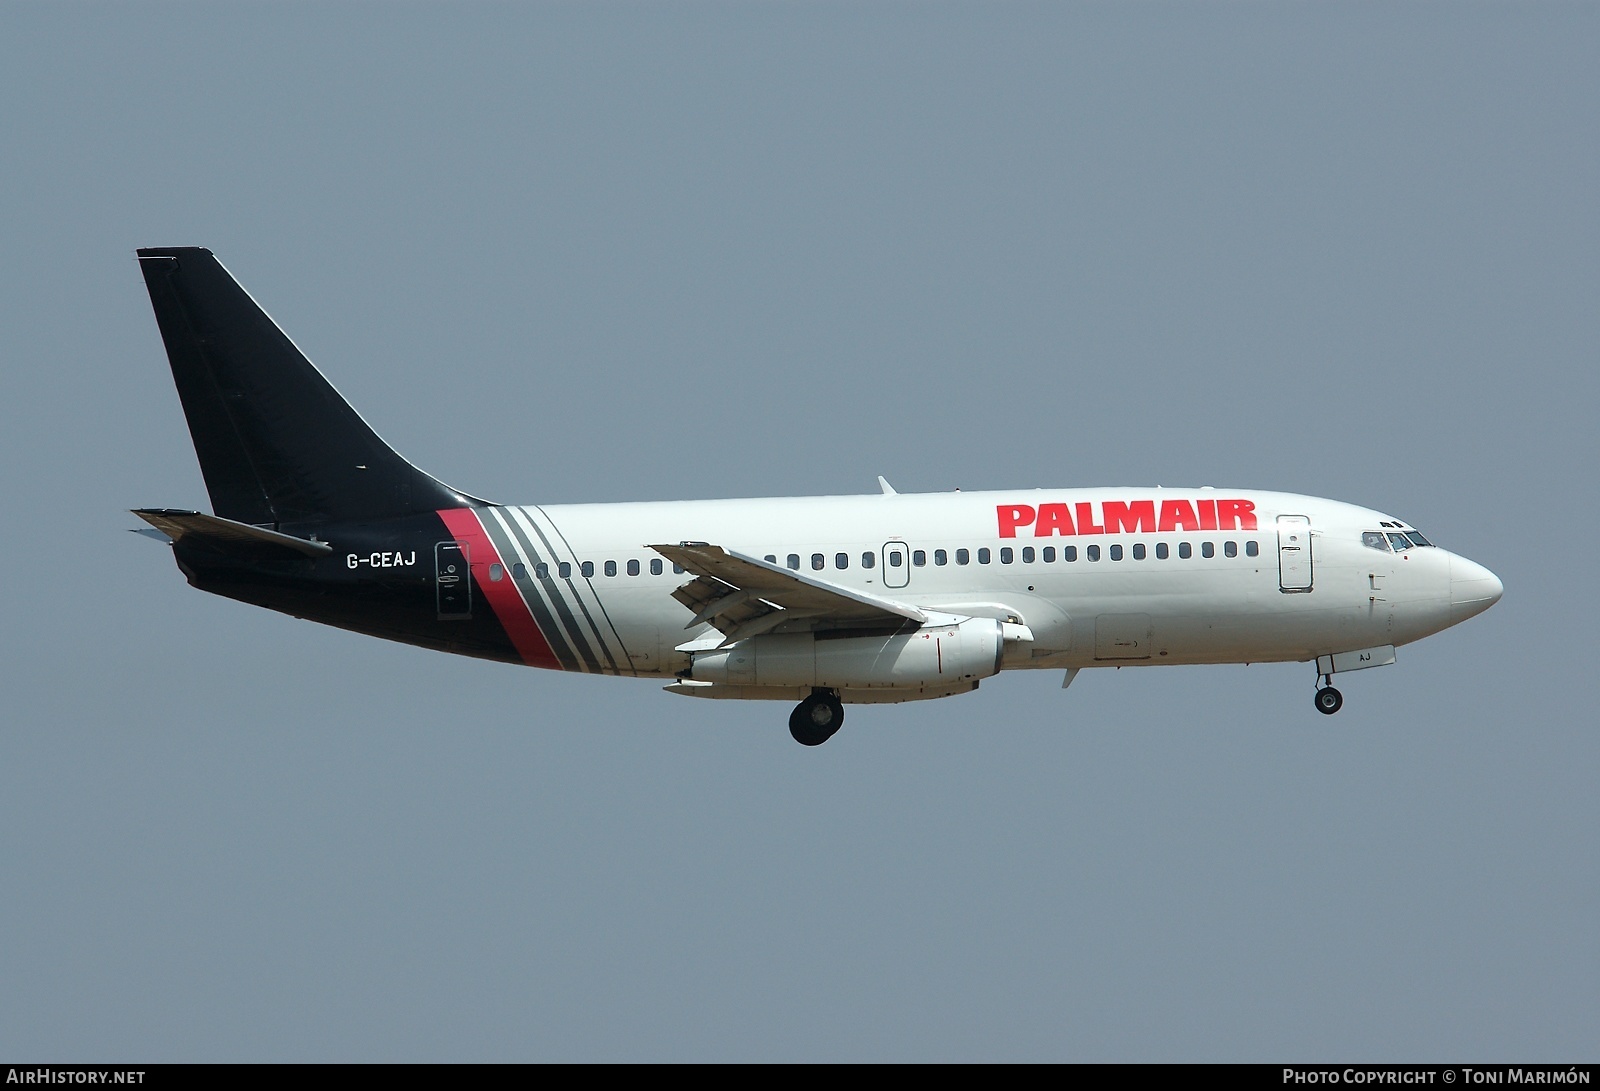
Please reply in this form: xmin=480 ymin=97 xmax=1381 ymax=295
xmin=435 ymin=541 xmax=472 ymax=619
xmin=881 ymin=540 xmax=910 ymax=589
xmin=1277 ymin=515 xmax=1313 ymax=593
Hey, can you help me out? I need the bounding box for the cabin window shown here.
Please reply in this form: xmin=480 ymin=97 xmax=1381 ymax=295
xmin=1132 ymin=543 xmax=1146 ymax=560
xmin=787 ymin=554 xmax=800 ymax=570
xmin=1063 ymin=546 xmax=1077 ymax=562
xmin=489 ymin=563 xmax=504 ymax=582
xmin=1224 ymin=541 xmax=1237 ymax=558
xmin=1155 ymin=542 xmax=1168 ymax=559
xmin=1087 ymin=544 xmax=1101 ymax=562
xmin=836 ymin=552 xmax=849 ymax=569
xmin=1109 ymin=544 xmax=1123 ymax=561
xmin=512 ymin=562 xmax=527 ymax=579
xmin=977 ymin=548 xmax=991 ymax=564
xmin=811 ymin=553 xmax=825 ymax=571
xmin=934 ymin=549 xmax=948 ymax=566
xmin=535 ymin=562 xmax=549 ymax=579
xmin=861 ymin=552 xmax=875 ymax=569
xmin=581 ymin=561 xmax=595 ymax=577
xmin=913 ymin=549 xmax=926 ymax=567
xmin=1042 ymin=546 xmax=1056 ymax=562
xmin=956 ymin=548 xmax=970 ymax=565
xmin=650 ymin=558 xmax=663 ymax=575
xmin=1201 ymin=542 xmax=1215 ymax=559
xmin=764 ymin=554 xmax=776 ymax=563
xmin=998 ymin=547 xmax=1012 ymax=564
xmin=558 ymin=562 xmax=572 ymax=579
xmin=602 ymin=560 xmax=616 ymax=577
xmin=1178 ymin=543 xmax=1191 ymax=560
xmin=1021 ymin=546 xmax=1035 ymax=563
xmin=627 ymin=559 xmax=640 ymax=576
xmin=1245 ymin=541 xmax=1259 ymax=558
xmin=673 ymin=564 xmax=684 ymax=574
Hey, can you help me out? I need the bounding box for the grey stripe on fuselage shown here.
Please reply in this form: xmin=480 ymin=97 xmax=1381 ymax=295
xmin=528 ymin=505 xmax=636 ymax=677
xmin=477 ymin=507 xmax=591 ymax=673
xmin=483 ymin=502 xmax=601 ymax=671
xmin=508 ymin=506 xmax=628 ymax=676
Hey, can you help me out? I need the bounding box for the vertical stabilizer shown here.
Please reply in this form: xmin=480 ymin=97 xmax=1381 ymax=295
xmin=137 ymin=247 xmax=482 ymax=525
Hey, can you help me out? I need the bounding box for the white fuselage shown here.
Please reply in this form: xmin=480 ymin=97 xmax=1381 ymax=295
xmin=461 ymin=487 xmax=1501 ymax=684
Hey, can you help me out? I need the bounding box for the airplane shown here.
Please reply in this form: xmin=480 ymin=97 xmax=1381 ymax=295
xmin=130 ymin=247 xmax=1504 ymax=746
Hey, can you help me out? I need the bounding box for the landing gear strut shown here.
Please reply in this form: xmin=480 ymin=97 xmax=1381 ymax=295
xmin=790 ymin=689 xmax=845 ymax=746
xmin=1314 ymin=677 xmax=1343 ymax=715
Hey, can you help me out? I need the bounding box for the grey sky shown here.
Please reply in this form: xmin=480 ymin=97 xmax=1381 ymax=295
xmin=1 ymin=3 xmax=1594 ymax=1061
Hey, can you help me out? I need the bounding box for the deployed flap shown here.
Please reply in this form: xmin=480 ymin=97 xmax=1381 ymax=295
xmin=651 ymin=542 xmax=926 ymax=644
xmin=132 ymin=508 xmax=333 ymax=557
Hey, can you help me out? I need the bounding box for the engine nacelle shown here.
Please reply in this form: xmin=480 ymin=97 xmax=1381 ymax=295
xmin=690 ymin=617 xmax=1014 ymax=690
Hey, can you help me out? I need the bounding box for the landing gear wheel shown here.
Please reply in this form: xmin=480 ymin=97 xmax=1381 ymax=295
xmin=1314 ymin=686 xmax=1344 ymax=715
xmin=789 ymin=692 xmax=845 ymax=746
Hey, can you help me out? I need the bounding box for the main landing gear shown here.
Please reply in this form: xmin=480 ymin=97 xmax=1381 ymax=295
xmin=790 ymin=689 xmax=845 ymax=746
xmin=1314 ymin=676 xmax=1344 ymax=715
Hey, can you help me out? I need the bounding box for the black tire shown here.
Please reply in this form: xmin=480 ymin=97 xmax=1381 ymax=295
xmin=789 ymin=693 xmax=844 ymax=746
xmin=1314 ymin=687 xmax=1344 ymax=715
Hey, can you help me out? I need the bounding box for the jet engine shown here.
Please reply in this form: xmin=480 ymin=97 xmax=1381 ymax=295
xmin=690 ymin=617 xmax=1029 ymax=690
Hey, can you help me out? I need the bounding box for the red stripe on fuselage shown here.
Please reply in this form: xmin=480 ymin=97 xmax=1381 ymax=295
xmin=436 ymin=507 xmax=563 ymax=670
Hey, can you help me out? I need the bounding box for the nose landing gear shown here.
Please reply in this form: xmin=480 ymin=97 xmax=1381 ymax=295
xmin=789 ymin=689 xmax=845 ymax=746
xmin=1314 ymin=676 xmax=1344 ymax=715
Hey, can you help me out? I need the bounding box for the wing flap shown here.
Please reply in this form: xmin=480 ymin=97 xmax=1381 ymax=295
xmin=651 ymin=543 xmax=925 ymax=643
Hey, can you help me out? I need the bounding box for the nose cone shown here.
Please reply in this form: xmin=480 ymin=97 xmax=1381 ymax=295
xmin=1449 ymin=554 xmax=1503 ymax=623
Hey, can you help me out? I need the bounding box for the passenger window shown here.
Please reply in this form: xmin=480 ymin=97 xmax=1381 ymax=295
xmin=764 ymin=554 xmax=776 ymax=563
xmin=627 ymin=559 xmax=640 ymax=576
xmin=558 ymin=561 xmax=571 ymax=579
xmin=535 ymin=562 xmax=549 ymax=579
xmin=1022 ymin=547 xmax=1034 ymax=563
xmin=581 ymin=561 xmax=594 ymax=578
xmin=956 ymin=548 xmax=970 ymax=565
xmin=811 ymin=553 xmax=825 ymax=571
xmin=1042 ymin=546 xmax=1056 ymax=562
xmin=673 ymin=563 xmax=684 ymax=574
xmin=1132 ymin=543 xmax=1146 ymax=560
xmin=512 ymin=562 xmax=527 ymax=579
xmin=1362 ymin=531 xmax=1391 ymax=552
xmin=1000 ymin=547 xmax=1013 ymax=564
xmin=1156 ymin=543 xmax=1168 ymax=560
xmin=1202 ymin=542 xmax=1215 ymax=559
xmin=978 ymin=548 xmax=991 ymax=564
xmin=650 ymin=558 xmax=663 ymax=575
xmin=862 ymin=553 xmax=875 ymax=569
xmin=1245 ymin=541 xmax=1259 ymax=558
xmin=934 ymin=549 xmax=948 ymax=566
xmin=787 ymin=554 xmax=801 ymax=570
xmin=1087 ymin=544 xmax=1101 ymax=562
xmin=912 ymin=550 xmax=926 ymax=567
xmin=1109 ymin=544 xmax=1123 ymax=561
xmin=1178 ymin=543 xmax=1192 ymax=560
xmin=489 ymin=562 xmax=504 ymax=582
xmin=1224 ymin=541 xmax=1237 ymax=558
xmin=1064 ymin=546 xmax=1077 ymax=562
xmin=836 ymin=552 xmax=849 ymax=569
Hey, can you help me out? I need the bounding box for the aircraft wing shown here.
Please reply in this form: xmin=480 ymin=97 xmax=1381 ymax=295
xmin=649 ymin=543 xmax=927 ymax=646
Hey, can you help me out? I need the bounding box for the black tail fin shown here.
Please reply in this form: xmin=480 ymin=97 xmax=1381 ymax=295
xmin=137 ymin=247 xmax=484 ymax=525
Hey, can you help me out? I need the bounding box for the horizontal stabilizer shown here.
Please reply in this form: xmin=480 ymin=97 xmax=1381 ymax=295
xmin=132 ymin=509 xmax=333 ymax=557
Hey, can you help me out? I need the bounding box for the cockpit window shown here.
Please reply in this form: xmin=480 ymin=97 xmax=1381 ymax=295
xmin=1386 ymin=533 xmax=1413 ymax=552
xmin=1362 ymin=531 xmax=1391 ymax=551
xmin=1404 ymin=531 xmax=1433 ymax=548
